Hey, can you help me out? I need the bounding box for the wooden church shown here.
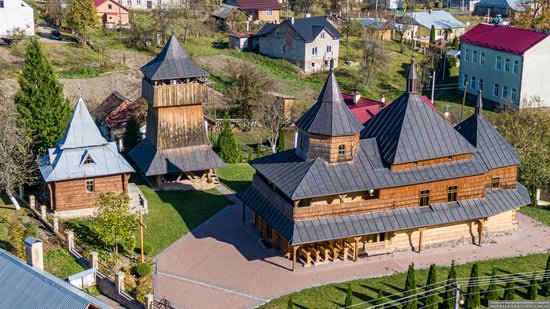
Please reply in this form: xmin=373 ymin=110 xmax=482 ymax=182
xmin=39 ymin=98 xmax=134 ymax=218
xmin=129 ymin=35 xmax=225 ymax=188
xmin=239 ymin=59 xmax=531 ymax=270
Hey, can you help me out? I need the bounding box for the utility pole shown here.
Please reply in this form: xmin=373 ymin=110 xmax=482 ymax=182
xmin=138 ymin=204 xmax=147 ymax=263
xmin=460 ymin=81 xmax=468 ymax=122
xmin=454 ymin=284 xmax=461 ymax=309
xmin=431 ymin=70 xmax=436 ymax=103
xmin=442 ymin=46 xmax=447 ymax=80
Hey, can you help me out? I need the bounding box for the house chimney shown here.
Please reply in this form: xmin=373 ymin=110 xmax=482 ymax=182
xmin=379 ymin=93 xmax=385 ymax=103
xmin=24 ymin=236 xmax=44 ymax=270
xmin=353 ymin=90 xmax=361 ymax=104
xmin=305 ymin=13 xmax=311 ymax=18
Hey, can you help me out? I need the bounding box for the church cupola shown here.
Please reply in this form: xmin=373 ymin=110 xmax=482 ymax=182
xmin=294 ymin=72 xmax=363 ymax=163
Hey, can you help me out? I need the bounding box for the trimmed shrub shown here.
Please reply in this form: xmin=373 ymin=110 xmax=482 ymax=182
xmin=133 ymin=263 xmax=152 ymax=277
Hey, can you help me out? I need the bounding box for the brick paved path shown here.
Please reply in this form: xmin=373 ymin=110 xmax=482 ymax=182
xmin=154 ymin=205 xmax=550 ymax=309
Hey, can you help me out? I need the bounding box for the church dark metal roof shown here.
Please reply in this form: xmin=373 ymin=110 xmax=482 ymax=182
xmin=140 ymin=35 xmax=209 ymax=81
xmin=239 ymin=182 xmax=531 ymax=245
xmin=295 ymin=72 xmax=363 ymax=136
xmin=128 ymin=138 xmax=225 ymax=176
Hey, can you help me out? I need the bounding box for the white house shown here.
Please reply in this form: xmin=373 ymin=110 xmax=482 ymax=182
xmin=0 ymin=0 xmax=35 ymax=38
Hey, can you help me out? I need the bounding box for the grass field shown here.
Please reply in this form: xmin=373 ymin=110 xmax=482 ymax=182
xmin=520 ymin=205 xmax=550 ymax=226
xmin=262 ymin=254 xmax=550 ymax=308
xmin=216 ymin=163 xmax=255 ymax=194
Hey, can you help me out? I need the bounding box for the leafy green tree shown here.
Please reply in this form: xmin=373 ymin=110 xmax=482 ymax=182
xmin=215 ymin=118 xmax=241 ymax=163
xmin=466 ymin=263 xmax=481 ymax=309
xmin=123 ymin=115 xmax=141 ymax=152
xmin=542 ymin=255 xmax=550 ymax=296
xmin=247 ymin=148 xmax=253 ymax=161
xmin=425 ymin=264 xmax=438 ymax=309
xmin=277 ymin=129 xmax=286 ymax=152
xmin=345 ymin=284 xmax=353 ymax=307
xmin=443 ymin=261 xmax=457 ymax=309
xmin=91 ymin=192 xmax=137 ymax=256
xmin=256 ymin=143 xmax=262 ymax=158
xmin=527 ymin=273 xmax=539 ymax=300
xmin=404 ymin=263 xmax=417 ymax=309
xmin=65 ymin=0 xmax=98 ymax=45
xmin=429 ymin=25 xmax=436 ymax=44
xmin=485 ymin=268 xmax=500 ymax=304
xmin=375 ymin=287 xmax=385 ymax=306
xmin=14 ymin=38 xmax=71 ymax=158
xmin=8 ymin=218 xmax=26 ymax=258
xmin=503 ymin=282 xmax=515 ymax=300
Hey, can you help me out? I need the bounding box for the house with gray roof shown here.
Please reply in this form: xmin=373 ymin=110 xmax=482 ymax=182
xmin=474 ymin=0 xmax=526 ymax=17
xmin=398 ymin=10 xmax=466 ymax=42
xmin=39 ymin=97 xmax=134 ymax=218
xmin=238 ymin=59 xmax=530 ymax=271
xmin=256 ymin=16 xmax=342 ymax=73
xmin=0 ymin=237 xmax=110 ymax=308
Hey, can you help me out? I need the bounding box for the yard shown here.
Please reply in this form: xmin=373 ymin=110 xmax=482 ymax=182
xmin=520 ymin=205 xmax=550 ymax=226
xmin=262 ymin=254 xmax=550 ymax=308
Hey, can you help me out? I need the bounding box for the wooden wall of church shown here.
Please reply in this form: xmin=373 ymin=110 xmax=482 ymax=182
xmin=154 ymin=105 xmax=208 ymax=149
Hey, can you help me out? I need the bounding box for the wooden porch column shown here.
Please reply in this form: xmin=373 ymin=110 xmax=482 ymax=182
xmin=478 ymin=219 xmax=486 ymax=246
xmin=292 ymin=245 xmax=299 ymax=271
xmin=241 ymin=203 xmax=246 ymax=224
xmin=154 ymin=175 xmax=162 ymax=188
xmin=353 ymin=237 xmax=361 ymax=262
xmin=418 ymin=227 xmax=426 ymax=254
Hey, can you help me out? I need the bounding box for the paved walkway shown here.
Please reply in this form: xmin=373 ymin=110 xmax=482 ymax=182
xmin=154 ymin=205 xmax=550 ymax=309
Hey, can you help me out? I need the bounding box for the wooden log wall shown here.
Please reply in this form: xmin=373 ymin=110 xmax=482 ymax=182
xmin=51 ymin=174 xmax=129 ymax=211
xmin=154 ymin=105 xmax=208 ymax=149
xmin=152 ymin=83 xmax=208 ymax=108
xmin=391 ymin=153 xmax=473 ymax=171
xmin=301 ymin=132 xmax=360 ymax=163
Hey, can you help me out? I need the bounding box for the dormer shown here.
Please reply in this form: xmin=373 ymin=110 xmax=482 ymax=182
xmin=294 ymin=72 xmax=363 ymax=163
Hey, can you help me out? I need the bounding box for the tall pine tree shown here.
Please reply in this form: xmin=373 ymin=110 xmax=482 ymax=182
xmin=466 ymin=263 xmax=480 ymax=309
xmin=542 ymin=255 xmax=550 ymax=296
xmin=215 ymin=118 xmax=241 ymax=163
xmin=443 ymin=261 xmax=457 ymax=309
xmin=276 ymin=129 xmax=286 ymax=153
xmin=425 ymin=264 xmax=438 ymax=309
xmin=429 ymin=25 xmax=436 ymax=44
xmin=15 ymin=38 xmax=71 ymax=158
xmin=404 ymin=263 xmax=417 ymax=309
xmin=527 ymin=273 xmax=539 ymax=300
xmin=123 ymin=115 xmax=141 ymax=152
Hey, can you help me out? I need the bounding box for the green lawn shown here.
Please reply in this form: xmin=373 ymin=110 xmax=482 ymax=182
xmin=520 ymin=205 xmax=550 ymax=226
xmin=262 ymin=254 xmax=550 ymax=308
xmin=216 ymin=163 xmax=255 ymax=194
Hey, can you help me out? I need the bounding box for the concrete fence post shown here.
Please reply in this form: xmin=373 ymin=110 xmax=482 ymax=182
xmin=19 ymin=186 xmax=24 ymax=199
xmin=144 ymin=294 xmax=154 ymax=309
xmin=40 ymin=205 xmax=47 ymax=220
xmin=90 ymin=251 xmax=99 ymax=269
xmin=65 ymin=230 xmax=74 ymax=251
xmin=116 ymin=271 xmax=125 ymax=294
xmin=29 ymin=195 xmax=35 ymax=210
xmin=52 ymin=216 xmax=59 ymax=233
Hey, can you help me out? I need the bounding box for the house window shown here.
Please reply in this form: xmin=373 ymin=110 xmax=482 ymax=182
xmin=419 ymin=190 xmax=431 ymax=207
xmin=312 ymin=47 xmax=318 ymax=55
xmin=479 ymin=79 xmax=484 ymax=91
xmin=311 ymin=62 xmax=315 ymax=68
xmin=447 ymin=186 xmax=458 ymax=202
xmin=480 ymin=52 xmax=485 ymax=65
xmin=513 ymin=60 xmax=519 ymax=74
xmin=137 ymin=0 xmax=141 ymax=4
xmin=465 ymin=49 xmax=470 ymax=61
xmin=338 ymin=144 xmax=346 ymax=156
xmin=326 ymin=45 xmax=332 ymax=53
xmin=463 ymin=74 xmax=468 ymax=88
xmin=492 ymin=176 xmax=501 ymax=190
xmin=493 ymin=83 xmax=499 ymax=97
xmin=502 ymin=85 xmax=508 ymax=98
xmin=85 ymin=178 xmax=95 ymax=193
xmin=470 ymin=76 xmax=476 ymax=90
xmin=84 ymin=155 xmax=94 ymax=164
xmin=504 ymin=58 xmax=510 ymax=72
xmin=147 ymin=0 xmax=152 ymax=9
xmin=472 ymin=50 xmax=477 ymax=64
xmin=511 ymin=88 xmax=517 ymax=102
xmin=0 ymin=1 xmax=4 ymax=8
xmin=128 ymin=0 xmax=132 ymax=5
xmin=108 ymin=4 xmax=113 ymax=8
xmin=320 ymin=32 xmax=325 ymax=39
xmin=266 ymin=9 xmax=273 ymax=16
xmin=496 ymin=56 xmax=502 ymax=70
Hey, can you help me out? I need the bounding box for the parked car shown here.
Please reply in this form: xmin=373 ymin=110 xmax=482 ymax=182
xmin=51 ymin=30 xmax=62 ymax=40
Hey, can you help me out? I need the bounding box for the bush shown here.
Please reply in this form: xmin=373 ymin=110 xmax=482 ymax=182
xmin=133 ymin=263 xmax=152 ymax=277
xmin=135 ymin=244 xmax=152 ymax=256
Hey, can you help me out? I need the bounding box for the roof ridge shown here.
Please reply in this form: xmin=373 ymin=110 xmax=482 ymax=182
xmin=289 ymin=158 xmax=323 ymax=199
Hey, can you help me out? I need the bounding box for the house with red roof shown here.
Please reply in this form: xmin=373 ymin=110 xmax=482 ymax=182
xmin=458 ymin=24 xmax=550 ymax=108
xmin=94 ymin=0 xmax=129 ymax=28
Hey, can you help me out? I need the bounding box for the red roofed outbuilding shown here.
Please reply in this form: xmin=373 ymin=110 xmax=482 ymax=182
xmin=458 ymin=24 xmax=550 ymax=108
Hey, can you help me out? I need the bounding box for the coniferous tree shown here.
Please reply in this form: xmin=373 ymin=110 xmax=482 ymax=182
xmin=429 ymin=25 xmax=436 ymax=44
xmin=345 ymin=284 xmax=353 ymax=307
xmin=123 ymin=115 xmax=141 ymax=152
xmin=375 ymin=287 xmax=385 ymax=306
xmin=485 ymin=268 xmax=500 ymax=304
xmin=15 ymin=38 xmax=71 ymax=158
xmin=527 ymin=273 xmax=539 ymax=300
xmin=542 ymin=255 xmax=550 ymax=296
xmin=277 ymin=129 xmax=286 ymax=152
xmin=443 ymin=261 xmax=457 ymax=309
xmin=425 ymin=264 xmax=438 ymax=309
xmin=404 ymin=263 xmax=417 ymax=309
xmin=466 ymin=263 xmax=480 ymax=309
xmin=451 ymin=37 xmax=459 ymax=50
xmin=215 ymin=118 xmax=241 ymax=163
xmin=503 ymin=282 xmax=515 ymax=300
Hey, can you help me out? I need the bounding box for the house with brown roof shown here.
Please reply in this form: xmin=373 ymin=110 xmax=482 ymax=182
xmin=458 ymin=24 xmax=550 ymax=107
xmin=239 ymin=60 xmax=530 ymax=271
xmin=212 ymin=0 xmax=283 ymax=28
xmin=94 ymin=0 xmax=129 ymax=28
